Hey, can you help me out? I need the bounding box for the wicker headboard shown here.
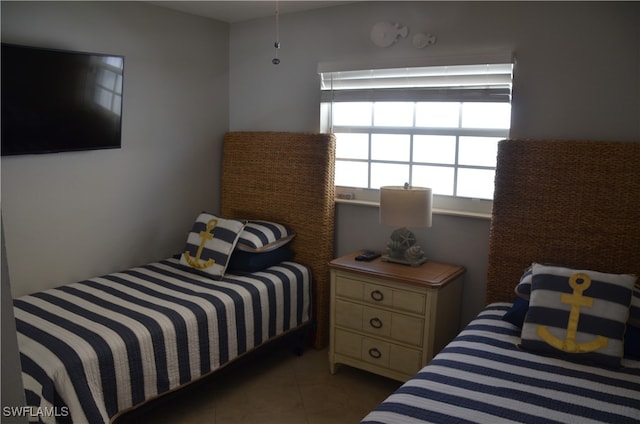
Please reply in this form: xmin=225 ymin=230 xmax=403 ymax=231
xmin=221 ymin=132 xmax=336 ymax=349
xmin=487 ymin=139 xmax=640 ymax=304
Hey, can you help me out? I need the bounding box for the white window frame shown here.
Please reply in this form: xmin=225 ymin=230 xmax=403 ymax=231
xmin=319 ymin=54 xmax=514 ymax=217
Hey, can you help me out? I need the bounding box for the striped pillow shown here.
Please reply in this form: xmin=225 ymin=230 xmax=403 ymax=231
xmin=180 ymin=213 xmax=246 ymax=278
xmin=514 ymin=266 xmax=533 ymax=299
xmin=520 ymin=263 xmax=636 ymax=367
xmin=236 ymin=220 xmax=295 ymax=253
xmin=630 ymin=283 xmax=640 ymax=328
xmin=516 ymin=267 xmax=640 ymax=328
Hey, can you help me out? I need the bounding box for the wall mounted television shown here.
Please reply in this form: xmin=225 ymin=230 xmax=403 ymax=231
xmin=1 ymin=43 xmax=124 ymax=156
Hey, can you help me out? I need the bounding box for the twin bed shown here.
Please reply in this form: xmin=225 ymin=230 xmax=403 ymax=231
xmin=14 ymin=136 xmax=640 ymax=423
xmin=362 ymin=140 xmax=640 ymax=423
xmin=15 ymin=258 xmax=312 ymax=423
xmin=14 ymin=132 xmax=336 ymax=423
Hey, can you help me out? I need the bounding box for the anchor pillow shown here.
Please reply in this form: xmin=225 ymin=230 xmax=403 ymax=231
xmin=520 ymin=263 xmax=636 ymax=367
xmin=514 ymin=267 xmax=640 ymax=328
xmin=516 ymin=267 xmax=640 ymax=330
xmin=180 ymin=213 xmax=246 ymax=279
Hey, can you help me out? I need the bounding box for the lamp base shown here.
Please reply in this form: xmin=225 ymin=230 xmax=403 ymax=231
xmin=384 ymin=227 xmax=428 ymax=266
xmin=381 ymin=254 xmax=428 ymax=267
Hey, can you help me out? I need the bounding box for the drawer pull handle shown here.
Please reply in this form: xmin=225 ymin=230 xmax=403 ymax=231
xmin=369 ymin=317 xmax=383 ymax=329
xmin=368 ymin=348 xmax=382 ymax=359
xmin=370 ymin=290 xmax=384 ymax=301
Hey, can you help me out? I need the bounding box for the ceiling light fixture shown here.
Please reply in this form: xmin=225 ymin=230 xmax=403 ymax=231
xmin=272 ymin=0 xmax=281 ymax=65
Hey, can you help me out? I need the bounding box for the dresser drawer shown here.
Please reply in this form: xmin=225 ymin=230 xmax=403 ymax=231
xmin=334 ymin=329 xmax=421 ymax=376
xmin=335 ymin=275 xmax=426 ymax=314
xmin=335 ymin=299 xmax=424 ymax=346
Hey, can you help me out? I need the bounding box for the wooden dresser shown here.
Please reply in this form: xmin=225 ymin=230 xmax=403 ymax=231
xmin=328 ymin=251 xmax=465 ymax=381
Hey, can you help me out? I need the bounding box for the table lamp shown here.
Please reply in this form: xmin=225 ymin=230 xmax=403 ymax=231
xmin=379 ymin=184 xmax=432 ymax=266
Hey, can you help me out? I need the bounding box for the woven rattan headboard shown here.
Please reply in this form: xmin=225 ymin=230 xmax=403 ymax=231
xmin=486 ymin=139 xmax=640 ymax=304
xmin=221 ymin=132 xmax=336 ymax=349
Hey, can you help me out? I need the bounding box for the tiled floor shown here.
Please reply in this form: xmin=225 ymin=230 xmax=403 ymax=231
xmin=117 ymin=345 xmax=401 ymax=424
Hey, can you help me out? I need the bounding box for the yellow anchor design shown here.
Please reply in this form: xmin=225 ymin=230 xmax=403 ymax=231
xmin=183 ymin=218 xmax=218 ymax=269
xmin=537 ymin=273 xmax=608 ymax=353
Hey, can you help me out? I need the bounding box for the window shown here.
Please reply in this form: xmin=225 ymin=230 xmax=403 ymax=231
xmin=320 ymin=60 xmax=513 ymax=215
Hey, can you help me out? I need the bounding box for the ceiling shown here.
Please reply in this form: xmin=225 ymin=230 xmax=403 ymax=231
xmin=148 ymin=1 xmax=354 ymax=23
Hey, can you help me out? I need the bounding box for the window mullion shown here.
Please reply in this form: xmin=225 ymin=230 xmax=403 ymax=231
xmin=367 ymin=132 xmax=372 ymax=189
xmin=454 ymin=104 xmax=463 ymax=197
xmin=409 ymin=102 xmax=417 ymax=186
xmin=332 ymin=126 xmax=507 ymax=138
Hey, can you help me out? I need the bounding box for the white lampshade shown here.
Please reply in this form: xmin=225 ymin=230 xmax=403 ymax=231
xmin=380 ymin=186 xmax=432 ymax=228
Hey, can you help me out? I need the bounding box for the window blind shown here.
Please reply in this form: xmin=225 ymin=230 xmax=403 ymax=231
xmin=320 ymin=63 xmax=513 ymax=103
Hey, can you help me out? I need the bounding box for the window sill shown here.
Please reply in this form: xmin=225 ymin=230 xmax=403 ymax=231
xmin=335 ymin=198 xmax=492 ymax=220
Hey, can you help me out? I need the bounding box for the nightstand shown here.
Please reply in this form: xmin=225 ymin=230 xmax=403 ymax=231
xmin=328 ymin=251 xmax=465 ymax=382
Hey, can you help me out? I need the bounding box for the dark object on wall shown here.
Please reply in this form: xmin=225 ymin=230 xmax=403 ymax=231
xmin=1 ymin=43 xmax=124 ymax=156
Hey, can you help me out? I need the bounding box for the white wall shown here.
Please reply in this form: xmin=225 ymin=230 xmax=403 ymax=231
xmin=1 ymin=2 xmax=229 ymax=297
xmin=229 ymin=1 xmax=640 ymax=325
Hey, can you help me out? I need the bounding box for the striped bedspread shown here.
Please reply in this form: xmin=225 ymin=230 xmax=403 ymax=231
xmin=14 ymin=258 xmax=311 ymax=424
xmin=361 ymin=303 xmax=640 ymax=424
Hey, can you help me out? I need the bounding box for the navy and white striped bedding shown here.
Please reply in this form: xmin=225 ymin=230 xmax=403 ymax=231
xmin=14 ymin=258 xmax=311 ymax=424
xmin=361 ymin=303 xmax=640 ymax=424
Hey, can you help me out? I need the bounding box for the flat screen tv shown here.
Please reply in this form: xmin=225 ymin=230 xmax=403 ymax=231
xmin=1 ymin=43 xmax=124 ymax=156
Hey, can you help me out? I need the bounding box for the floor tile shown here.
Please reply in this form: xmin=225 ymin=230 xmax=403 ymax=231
xmin=117 ymin=345 xmax=401 ymax=423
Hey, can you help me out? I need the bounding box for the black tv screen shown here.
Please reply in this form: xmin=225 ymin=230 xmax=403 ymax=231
xmin=1 ymin=43 xmax=124 ymax=156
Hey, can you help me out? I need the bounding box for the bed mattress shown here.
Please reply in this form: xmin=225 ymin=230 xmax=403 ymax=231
xmin=14 ymin=258 xmax=311 ymax=423
xmin=361 ymin=303 xmax=640 ymax=424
